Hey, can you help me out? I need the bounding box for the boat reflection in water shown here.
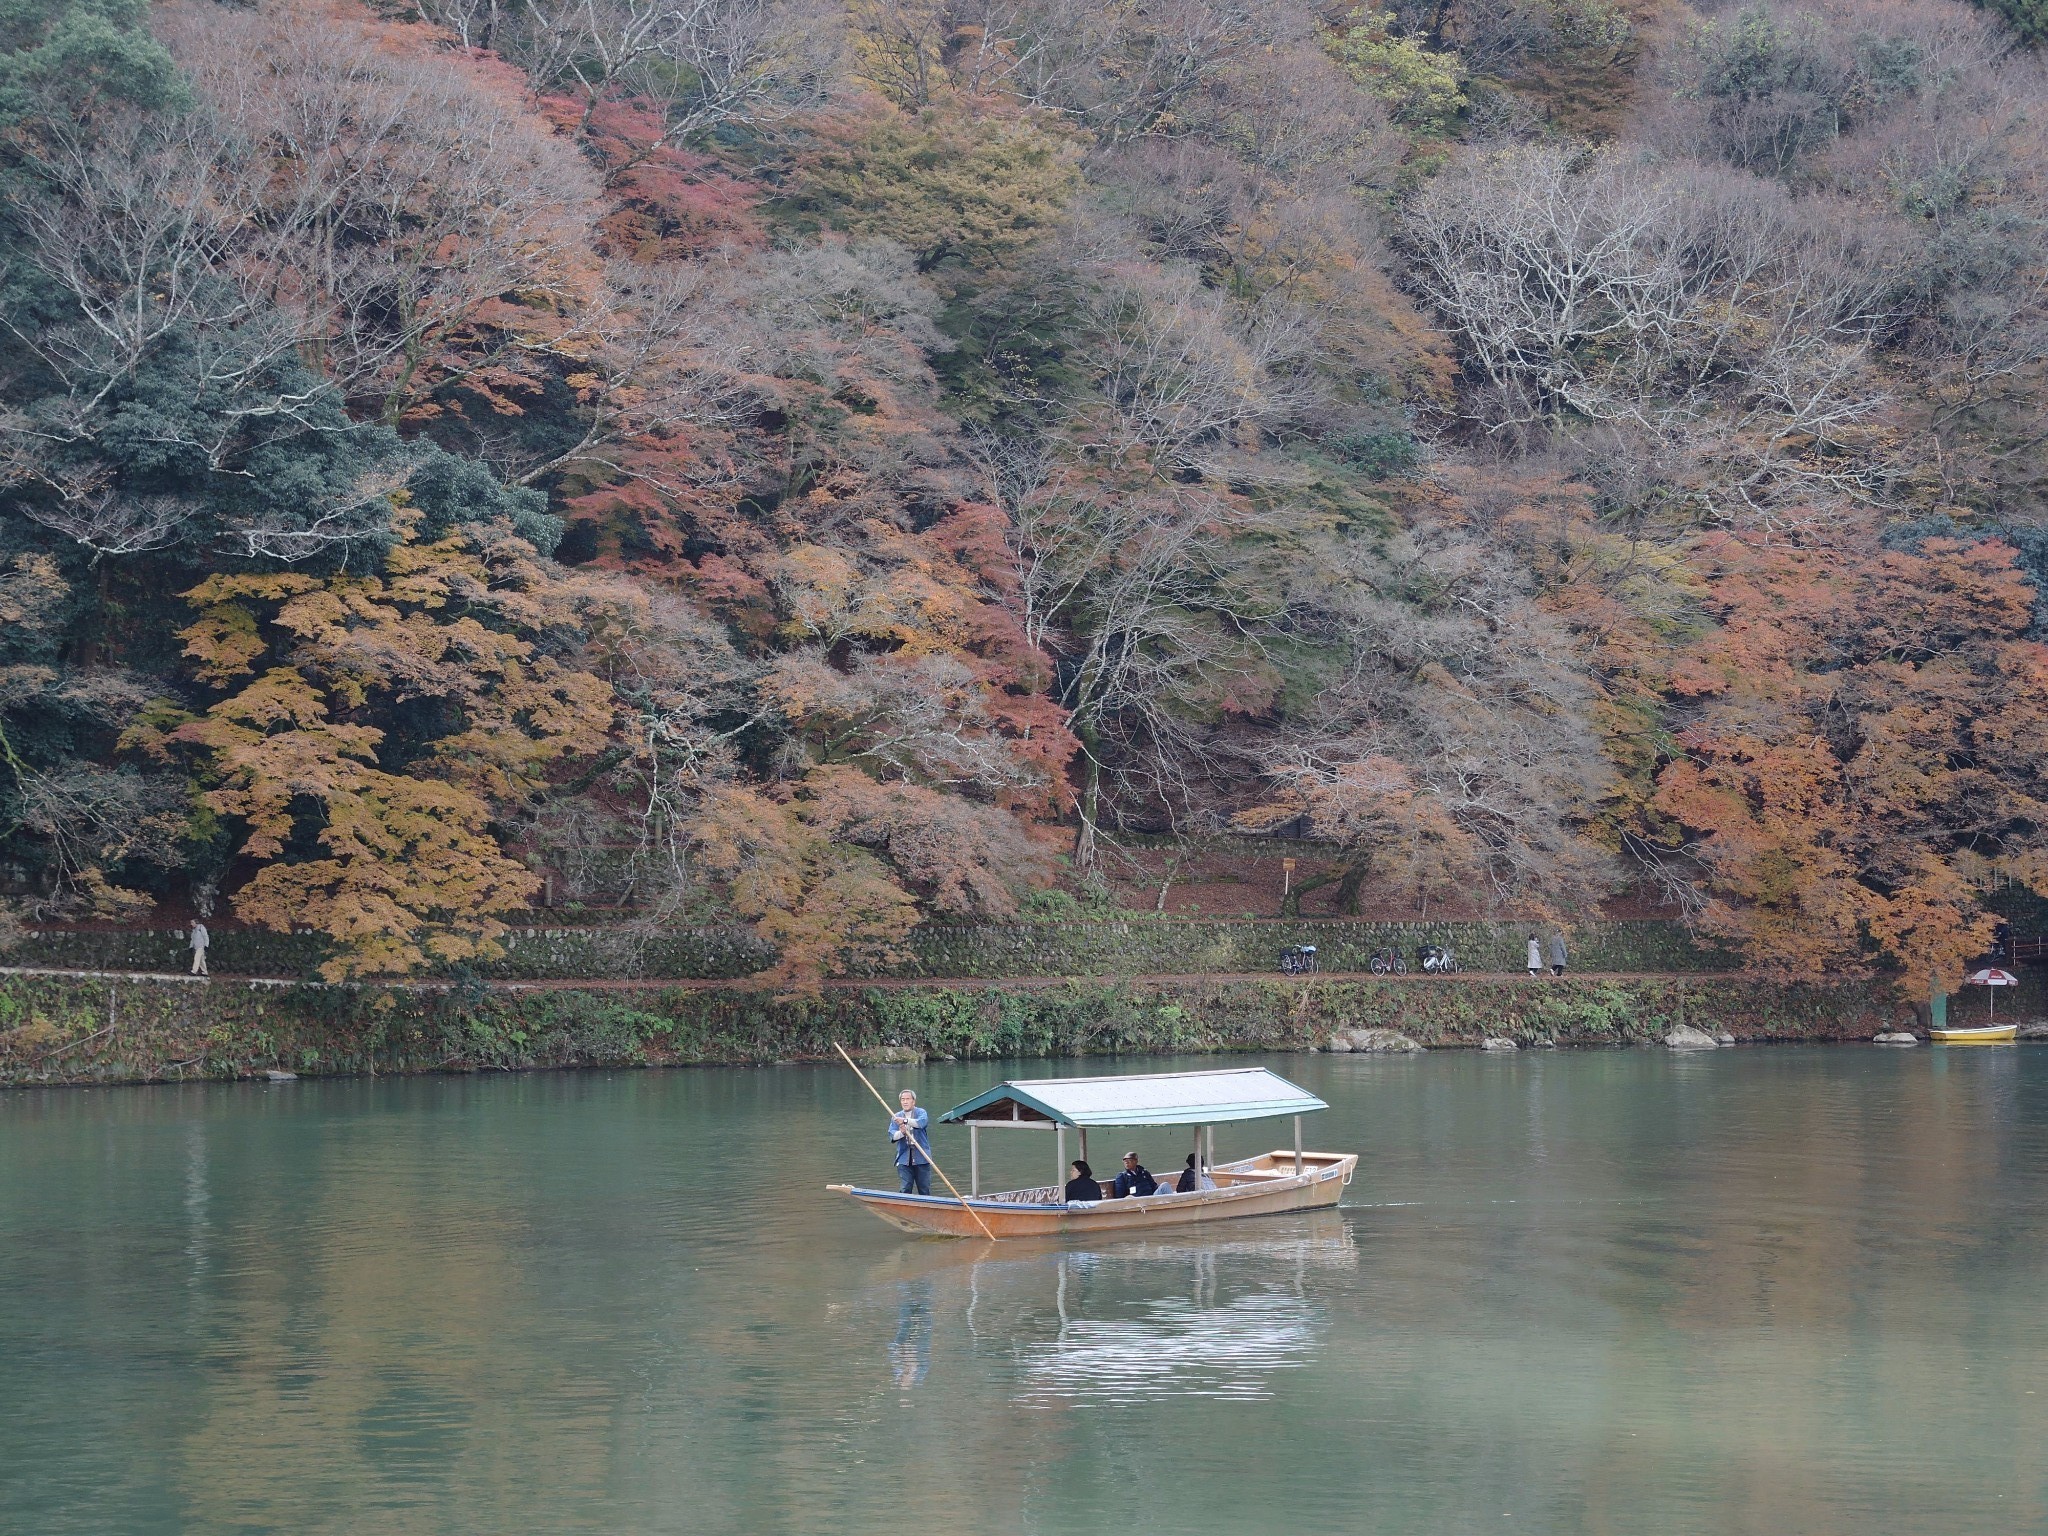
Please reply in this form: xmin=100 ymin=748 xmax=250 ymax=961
xmin=1016 ymin=1286 xmax=1320 ymax=1404
xmin=862 ymin=1211 xmax=1356 ymax=1406
xmin=887 ymin=1278 xmax=933 ymax=1391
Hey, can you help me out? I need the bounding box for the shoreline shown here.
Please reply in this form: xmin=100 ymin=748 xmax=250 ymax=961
xmin=5 ymin=967 xmax=2023 ymax=1089
xmin=12 ymin=1035 xmax=2043 ymax=1095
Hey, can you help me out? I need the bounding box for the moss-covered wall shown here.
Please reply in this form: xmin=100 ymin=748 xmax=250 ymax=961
xmin=0 ymin=917 xmax=1731 ymax=983
xmin=0 ymin=971 xmax=1927 ymax=1087
xmin=897 ymin=919 xmax=1728 ymax=977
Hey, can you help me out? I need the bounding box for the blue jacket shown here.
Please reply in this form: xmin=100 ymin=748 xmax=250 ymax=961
xmin=891 ymin=1107 xmax=931 ymax=1167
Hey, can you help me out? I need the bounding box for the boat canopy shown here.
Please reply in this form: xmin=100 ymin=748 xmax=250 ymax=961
xmin=938 ymin=1067 xmax=1327 ymax=1129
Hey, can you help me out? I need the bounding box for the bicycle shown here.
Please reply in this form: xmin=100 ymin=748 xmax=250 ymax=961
xmin=1419 ymin=944 xmax=1460 ymax=974
xmin=1280 ymin=944 xmax=1319 ymax=975
xmin=1369 ymin=947 xmax=1407 ymax=975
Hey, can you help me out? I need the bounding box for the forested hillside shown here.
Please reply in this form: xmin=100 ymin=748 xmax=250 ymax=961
xmin=1 ymin=0 xmax=2044 ymax=988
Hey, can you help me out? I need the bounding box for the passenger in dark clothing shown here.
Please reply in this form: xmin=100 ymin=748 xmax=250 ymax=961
xmin=1064 ymin=1160 xmax=1103 ymax=1202
xmin=1176 ymin=1154 xmax=1200 ymax=1193
xmin=1112 ymin=1151 xmax=1158 ymax=1198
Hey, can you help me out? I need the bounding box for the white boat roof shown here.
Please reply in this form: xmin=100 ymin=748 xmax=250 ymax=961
xmin=939 ymin=1067 xmax=1327 ymax=1128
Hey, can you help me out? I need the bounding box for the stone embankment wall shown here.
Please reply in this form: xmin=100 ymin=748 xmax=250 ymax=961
xmin=0 ymin=917 xmax=1731 ymax=983
xmin=0 ymin=972 xmax=1931 ymax=1087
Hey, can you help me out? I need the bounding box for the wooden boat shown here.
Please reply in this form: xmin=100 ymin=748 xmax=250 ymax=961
xmin=830 ymin=1067 xmax=1357 ymax=1239
xmin=1929 ymin=1023 xmax=2018 ymax=1044
xmin=1951 ymin=968 xmax=2022 ymax=1040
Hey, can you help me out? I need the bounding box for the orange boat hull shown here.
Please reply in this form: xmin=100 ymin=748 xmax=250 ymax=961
xmin=830 ymin=1150 xmax=1357 ymax=1239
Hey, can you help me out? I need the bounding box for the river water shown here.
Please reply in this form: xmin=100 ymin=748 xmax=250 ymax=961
xmin=2 ymin=1047 xmax=2043 ymax=1535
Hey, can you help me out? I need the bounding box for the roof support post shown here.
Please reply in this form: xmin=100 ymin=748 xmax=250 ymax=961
xmin=1055 ymin=1123 xmax=1066 ymax=1192
xmin=970 ymin=1123 xmax=980 ymax=1196
xmin=1294 ymin=1115 xmax=1303 ymax=1176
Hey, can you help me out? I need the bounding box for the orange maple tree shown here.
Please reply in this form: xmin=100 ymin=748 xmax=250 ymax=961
xmin=1236 ymin=755 xmax=1484 ymax=915
xmin=691 ymin=765 xmax=1052 ymax=992
xmin=1652 ymin=528 xmax=2048 ymax=988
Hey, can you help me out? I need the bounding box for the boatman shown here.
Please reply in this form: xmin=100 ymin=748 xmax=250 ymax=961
xmin=889 ymin=1089 xmax=933 ymax=1196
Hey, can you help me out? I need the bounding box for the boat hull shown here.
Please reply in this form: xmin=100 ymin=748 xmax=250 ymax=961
xmin=830 ymin=1151 xmax=1357 ymax=1239
xmin=1930 ymin=1024 xmax=2018 ymax=1044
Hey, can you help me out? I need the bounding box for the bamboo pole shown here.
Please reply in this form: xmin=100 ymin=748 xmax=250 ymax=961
xmin=832 ymin=1042 xmax=997 ymax=1241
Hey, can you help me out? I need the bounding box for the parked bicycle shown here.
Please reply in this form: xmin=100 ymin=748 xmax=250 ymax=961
xmin=1280 ymin=944 xmax=1319 ymax=975
xmin=1418 ymin=944 xmax=1460 ymax=974
xmin=1369 ymin=947 xmax=1407 ymax=975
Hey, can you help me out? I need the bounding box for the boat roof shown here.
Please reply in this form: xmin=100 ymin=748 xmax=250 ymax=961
xmin=938 ymin=1067 xmax=1327 ymax=1128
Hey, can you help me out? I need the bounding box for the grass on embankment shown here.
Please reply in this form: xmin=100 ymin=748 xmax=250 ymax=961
xmin=0 ymin=972 xmax=1923 ymax=1086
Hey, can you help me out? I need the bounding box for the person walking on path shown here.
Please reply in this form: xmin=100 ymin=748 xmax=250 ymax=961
xmin=1527 ymin=935 xmax=1543 ymax=977
xmin=1549 ymin=931 xmax=1568 ymax=976
xmin=889 ymin=1088 xmax=932 ymax=1196
xmin=188 ymin=921 xmax=210 ymax=977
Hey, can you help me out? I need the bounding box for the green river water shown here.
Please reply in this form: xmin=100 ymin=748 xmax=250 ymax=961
xmin=2 ymin=1046 xmax=2043 ymax=1535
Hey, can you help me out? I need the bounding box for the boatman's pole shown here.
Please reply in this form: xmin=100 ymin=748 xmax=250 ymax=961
xmin=833 ymin=1042 xmax=997 ymax=1241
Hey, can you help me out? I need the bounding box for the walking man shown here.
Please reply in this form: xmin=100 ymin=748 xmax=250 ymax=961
xmin=1549 ymin=931 xmax=1568 ymax=977
xmin=889 ymin=1089 xmax=932 ymax=1196
xmin=188 ymin=921 xmax=210 ymax=977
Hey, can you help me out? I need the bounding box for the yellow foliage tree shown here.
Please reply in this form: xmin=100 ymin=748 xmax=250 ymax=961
xmin=144 ymin=515 xmax=614 ymax=979
xmin=690 ymin=783 xmax=924 ymax=994
xmin=1322 ymin=5 xmax=1467 ymax=131
xmin=792 ymin=100 xmax=1082 ymax=276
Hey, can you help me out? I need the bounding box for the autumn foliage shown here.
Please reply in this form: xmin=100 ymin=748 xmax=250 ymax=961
xmin=693 ymin=765 xmax=1052 ymax=990
xmin=1653 ymin=530 xmax=2048 ymax=988
xmin=128 ymin=513 xmax=613 ymax=978
xmin=3 ymin=0 xmax=2047 ymax=996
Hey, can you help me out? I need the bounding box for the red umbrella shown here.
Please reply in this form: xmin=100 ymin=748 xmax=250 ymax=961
xmin=1965 ymin=967 xmax=2020 ymax=1020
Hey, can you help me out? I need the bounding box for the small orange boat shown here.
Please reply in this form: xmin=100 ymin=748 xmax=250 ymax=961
xmin=830 ymin=1067 xmax=1357 ymax=1239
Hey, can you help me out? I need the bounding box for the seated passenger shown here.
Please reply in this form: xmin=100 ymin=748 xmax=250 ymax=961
xmin=1112 ymin=1151 xmax=1158 ymax=1198
xmin=1176 ymin=1154 xmax=1217 ymax=1193
xmin=1064 ymin=1159 xmax=1103 ymax=1202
